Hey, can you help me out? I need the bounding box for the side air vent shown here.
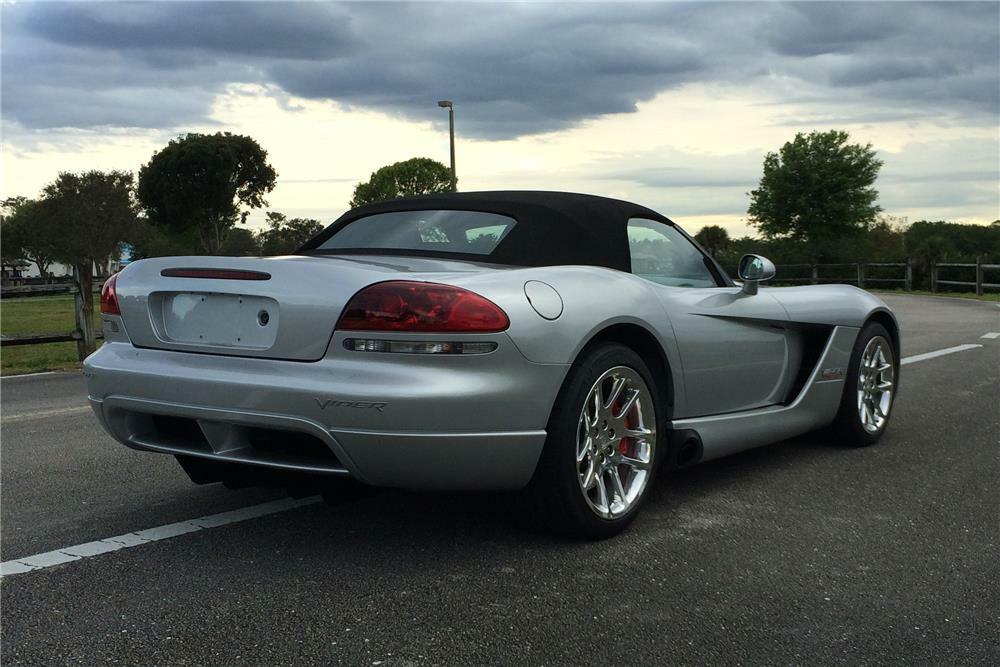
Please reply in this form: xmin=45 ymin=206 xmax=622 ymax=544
xmin=785 ymin=325 xmax=835 ymax=403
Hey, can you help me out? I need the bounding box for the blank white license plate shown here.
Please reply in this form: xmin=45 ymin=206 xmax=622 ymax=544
xmin=162 ymin=293 xmax=279 ymax=348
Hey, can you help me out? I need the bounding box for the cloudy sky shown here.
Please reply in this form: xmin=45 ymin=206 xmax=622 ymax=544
xmin=2 ymin=1 xmax=998 ymax=236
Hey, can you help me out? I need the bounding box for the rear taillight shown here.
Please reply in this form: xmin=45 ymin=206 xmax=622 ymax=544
xmin=337 ymin=281 xmax=509 ymax=332
xmin=101 ymin=273 xmax=121 ymax=315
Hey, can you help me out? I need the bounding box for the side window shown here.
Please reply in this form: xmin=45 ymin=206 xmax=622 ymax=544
xmin=627 ymin=218 xmax=718 ymax=288
xmin=465 ymin=224 xmax=507 ymax=253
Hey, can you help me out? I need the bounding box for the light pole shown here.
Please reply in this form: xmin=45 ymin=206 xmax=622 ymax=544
xmin=437 ymin=100 xmax=457 ymax=192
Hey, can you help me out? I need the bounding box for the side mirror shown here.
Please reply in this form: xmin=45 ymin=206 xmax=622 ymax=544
xmin=737 ymin=254 xmax=776 ymax=296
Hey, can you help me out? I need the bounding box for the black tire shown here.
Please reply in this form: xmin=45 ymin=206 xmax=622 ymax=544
xmin=523 ymin=342 xmax=664 ymax=539
xmin=829 ymin=321 xmax=898 ymax=447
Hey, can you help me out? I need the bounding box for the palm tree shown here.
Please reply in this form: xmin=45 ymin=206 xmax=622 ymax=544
xmin=694 ymin=225 xmax=730 ymax=257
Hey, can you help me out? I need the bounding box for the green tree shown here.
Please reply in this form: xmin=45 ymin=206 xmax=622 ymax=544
xmin=693 ymin=225 xmax=730 ymax=257
xmin=129 ymin=222 xmax=201 ymax=260
xmin=748 ymin=130 xmax=882 ymax=259
xmin=219 ymin=227 xmax=261 ymax=257
xmin=350 ymin=157 xmax=452 ymax=207
xmin=904 ymin=220 xmax=1000 ymax=262
xmin=40 ymin=171 xmax=139 ymax=358
xmin=137 ymin=132 xmax=277 ymax=254
xmin=1 ymin=197 xmax=59 ymax=282
xmin=256 ymin=212 xmax=324 ymax=256
xmin=863 ymin=217 xmax=907 ymax=262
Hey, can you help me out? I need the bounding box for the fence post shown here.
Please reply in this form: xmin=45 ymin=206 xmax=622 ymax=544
xmin=905 ymin=258 xmax=912 ymax=292
xmin=810 ymin=263 xmax=818 ymax=285
xmin=857 ymin=262 xmax=864 ymax=289
xmin=73 ymin=266 xmax=88 ymax=361
xmin=931 ymin=261 xmax=937 ymax=292
xmin=976 ymin=256 xmax=984 ymax=296
xmin=72 ymin=264 xmax=97 ymax=361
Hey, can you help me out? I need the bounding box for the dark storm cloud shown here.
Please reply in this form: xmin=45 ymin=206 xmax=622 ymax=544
xmin=764 ymin=2 xmax=1000 ymax=117
xmin=762 ymin=2 xmax=903 ymax=57
xmin=2 ymin=2 xmax=997 ymax=138
xmin=21 ymin=1 xmax=358 ymax=60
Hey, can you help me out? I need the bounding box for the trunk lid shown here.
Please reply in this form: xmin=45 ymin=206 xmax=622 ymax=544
xmin=113 ymin=254 xmax=502 ymax=361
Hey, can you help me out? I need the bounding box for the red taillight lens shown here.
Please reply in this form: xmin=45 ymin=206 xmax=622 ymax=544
xmin=101 ymin=273 xmax=121 ymax=315
xmin=337 ymin=281 xmax=509 ymax=332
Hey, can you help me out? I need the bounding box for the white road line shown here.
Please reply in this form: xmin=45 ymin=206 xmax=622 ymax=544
xmin=0 ymin=371 xmax=67 ymax=380
xmin=981 ymin=332 xmax=1000 ymax=339
xmin=1 ymin=405 xmax=92 ymax=424
xmin=0 ymin=497 xmax=321 ymax=578
xmin=900 ymin=344 xmax=983 ymax=366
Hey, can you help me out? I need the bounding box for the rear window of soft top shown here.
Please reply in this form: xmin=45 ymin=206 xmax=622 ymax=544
xmin=316 ymin=210 xmax=516 ymax=255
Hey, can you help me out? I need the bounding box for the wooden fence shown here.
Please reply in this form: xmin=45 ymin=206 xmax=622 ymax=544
xmin=2 ymin=272 xmax=108 ymax=358
xmin=1 ymin=283 xmax=104 ymax=299
xmin=768 ymin=258 xmax=998 ymax=295
xmin=0 ymin=331 xmax=104 ymax=347
xmin=770 ymin=260 xmax=912 ymax=290
xmin=930 ymin=258 xmax=1000 ymax=296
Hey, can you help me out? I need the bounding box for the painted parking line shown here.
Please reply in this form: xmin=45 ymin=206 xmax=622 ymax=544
xmin=0 ymin=497 xmax=321 ymax=577
xmin=1 ymin=405 xmax=92 ymax=424
xmin=981 ymin=332 xmax=1000 ymax=339
xmin=0 ymin=371 xmax=64 ymax=380
xmin=900 ymin=344 xmax=983 ymax=366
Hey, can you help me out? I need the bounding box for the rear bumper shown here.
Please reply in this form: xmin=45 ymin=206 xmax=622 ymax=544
xmin=84 ymin=341 xmax=566 ymax=490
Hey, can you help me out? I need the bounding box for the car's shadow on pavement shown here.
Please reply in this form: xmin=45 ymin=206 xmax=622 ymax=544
xmin=284 ymin=430 xmax=855 ymax=551
xmin=652 ymin=431 xmax=842 ymax=501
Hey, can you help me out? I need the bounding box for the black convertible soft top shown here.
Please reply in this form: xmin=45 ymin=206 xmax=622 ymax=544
xmin=299 ymin=190 xmax=674 ymax=271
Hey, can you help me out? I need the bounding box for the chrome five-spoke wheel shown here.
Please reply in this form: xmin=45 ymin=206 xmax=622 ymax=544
xmin=576 ymin=366 xmax=656 ymax=519
xmin=857 ymin=335 xmax=894 ymax=434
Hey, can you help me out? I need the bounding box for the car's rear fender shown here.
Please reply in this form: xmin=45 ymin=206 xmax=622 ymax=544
xmin=445 ymin=266 xmax=688 ymax=418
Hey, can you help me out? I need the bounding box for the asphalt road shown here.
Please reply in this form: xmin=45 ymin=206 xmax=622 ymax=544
xmin=1 ymin=294 xmax=998 ymax=666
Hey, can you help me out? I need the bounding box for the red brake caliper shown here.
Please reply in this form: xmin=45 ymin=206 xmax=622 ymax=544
xmin=614 ymin=399 xmax=634 ymax=456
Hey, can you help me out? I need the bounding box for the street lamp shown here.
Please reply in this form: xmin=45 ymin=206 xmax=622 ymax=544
xmin=437 ymin=100 xmax=457 ymax=192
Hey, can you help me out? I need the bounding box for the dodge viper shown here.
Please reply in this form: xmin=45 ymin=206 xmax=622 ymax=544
xmin=84 ymin=191 xmax=899 ymax=538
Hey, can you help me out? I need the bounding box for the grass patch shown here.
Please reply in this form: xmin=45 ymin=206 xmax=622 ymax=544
xmin=1 ymin=295 xmax=102 ymax=376
xmin=1 ymin=343 xmax=91 ymax=376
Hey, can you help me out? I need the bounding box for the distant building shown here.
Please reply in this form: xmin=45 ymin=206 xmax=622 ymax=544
xmin=22 ymin=260 xmax=74 ymax=280
xmin=20 ymin=244 xmax=135 ymax=279
xmin=1 ymin=260 xmax=31 ymax=286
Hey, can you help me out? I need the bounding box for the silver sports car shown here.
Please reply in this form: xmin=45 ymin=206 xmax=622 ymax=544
xmin=85 ymin=191 xmax=899 ymax=538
